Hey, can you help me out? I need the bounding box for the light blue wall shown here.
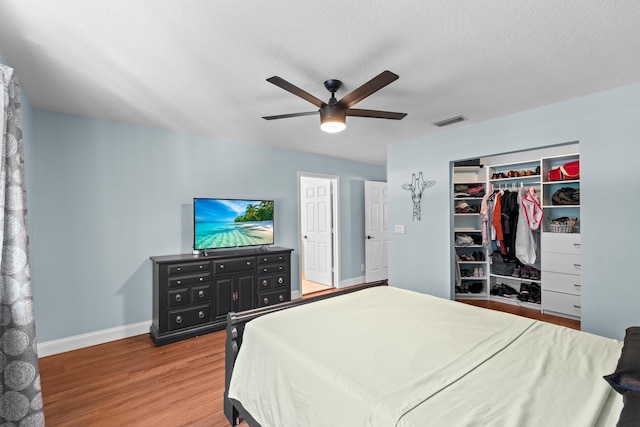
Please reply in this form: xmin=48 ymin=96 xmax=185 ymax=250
xmin=388 ymin=82 xmax=640 ymax=340
xmin=31 ymin=110 xmax=385 ymax=342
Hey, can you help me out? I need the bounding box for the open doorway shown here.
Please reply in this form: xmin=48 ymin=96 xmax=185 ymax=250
xmin=298 ymin=172 xmax=340 ymax=296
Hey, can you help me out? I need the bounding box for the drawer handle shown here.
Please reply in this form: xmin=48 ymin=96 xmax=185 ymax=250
xmin=263 ymin=297 xmax=269 ymax=305
xmin=573 ymin=243 xmax=581 ymax=248
xmin=263 ymin=268 xmax=268 ymax=272
xmin=262 ymin=279 xmax=268 ymax=287
xmin=574 ymin=284 xmax=581 ymax=288
xmin=175 ymin=316 xmax=183 ymax=324
xmin=573 ymin=264 xmax=581 ymax=268
xmin=278 ymin=277 xmax=284 ymax=284
xmin=199 ymin=277 xmax=203 ymax=281
xmin=198 ymin=311 xmax=205 ymax=319
xmin=220 ymin=264 xmax=224 ymax=269
xmin=573 ymin=305 xmax=581 ymax=309
xmin=198 ymin=290 xmax=205 ymax=298
xmin=279 ymin=266 xmax=283 ymax=270
xmin=175 ymin=294 xmax=183 ymax=302
xmin=278 ymin=256 xmax=283 ymax=260
xmin=177 ymin=267 xmax=181 ymax=271
xmin=279 ymin=295 xmax=284 ymax=302
xmin=199 ymin=265 xmax=204 ymax=269
xmin=263 ymin=258 xmax=268 ymax=262
xmin=177 ymin=280 xmax=181 ymax=285
xmin=247 ymin=261 xmax=251 ymax=265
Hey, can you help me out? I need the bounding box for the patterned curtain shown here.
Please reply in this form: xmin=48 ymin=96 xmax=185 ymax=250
xmin=0 ymin=64 xmax=45 ymax=425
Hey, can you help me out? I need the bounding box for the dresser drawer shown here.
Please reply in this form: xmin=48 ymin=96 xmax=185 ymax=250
xmin=258 ymin=253 xmax=289 ymax=264
xmin=190 ymin=284 xmax=211 ymax=303
xmin=168 ymin=273 xmax=211 ymax=288
xmin=167 ymin=261 xmax=211 ymax=276
xmin=273 ymin=273 xmax=288 ymax=288
xmin=541 ymin=252 xmax=581 ymax=275
xmin=167 ymin=288 xmax=189 ymax=308
xmin=213 ymin=257 xmax=255 ymax=274
xmin=167 ymin=304 xmax=211 ymax=331
xmin=258 ymin=263 xmax=287 ymax=274
xmin=258 ymin=290 xmax=289 ymax=307
xmin=258 ymin=276 xmax=273 ymax=290
xmin=542 ymin=290 xmax=581 ymax=318
xmin=542 ymin=233 xmax=581 ymax=254
xmin=542 ymin=271 xmax=581 ymax=295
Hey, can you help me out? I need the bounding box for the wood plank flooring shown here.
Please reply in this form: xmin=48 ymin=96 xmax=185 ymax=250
xmin=39 ymin=291 xmax=578 ymax=426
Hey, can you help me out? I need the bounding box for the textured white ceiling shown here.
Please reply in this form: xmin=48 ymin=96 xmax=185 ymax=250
xmin=1 ymin=1 xmax=640 ymax=165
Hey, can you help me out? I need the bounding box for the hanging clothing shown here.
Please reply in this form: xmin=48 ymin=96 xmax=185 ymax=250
xmin=516 ymin=187 xmax=538 ymax=265
xmin=500 ymin=190 xmax=520 ymax=261
xmin=521 ymin=187 xmax=543 ymax=230
xmin=491 ymin=192 xmax=504 ymax=252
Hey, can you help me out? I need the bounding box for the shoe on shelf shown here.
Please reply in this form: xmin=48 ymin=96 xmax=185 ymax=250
xmin=529 ymin=267 xmax=541 ymax=280
xmin=512 ymin=266 xmax=521 ymax=278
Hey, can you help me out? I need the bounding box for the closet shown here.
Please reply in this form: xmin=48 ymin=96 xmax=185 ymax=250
xmin=452 ymin=150 xmax=581 ymax=320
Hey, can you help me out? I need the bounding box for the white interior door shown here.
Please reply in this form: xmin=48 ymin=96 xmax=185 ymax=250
xmin=365 ymin=181 xmax=389 ymax=283
xmin=301 ymin=177 xmax=333 ymax=286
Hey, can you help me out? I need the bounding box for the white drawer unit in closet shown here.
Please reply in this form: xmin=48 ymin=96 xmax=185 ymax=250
xmin=541 ymin=233 xmax=581 ymax=319
xmin=543 ymin=271 xmax=581 ymax=295
xmin=542 ymin=232 xmax=581 ymax=255
xmin=541 ymin=289 xmax=581 ymax=318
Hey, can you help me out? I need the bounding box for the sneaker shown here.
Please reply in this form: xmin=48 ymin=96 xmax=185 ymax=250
xmin=512 ymin=266 xmax=521 ymax=278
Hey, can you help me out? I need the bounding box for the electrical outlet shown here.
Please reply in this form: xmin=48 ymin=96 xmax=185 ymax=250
xmin=394 ymin=224 xmax=406 ymax=234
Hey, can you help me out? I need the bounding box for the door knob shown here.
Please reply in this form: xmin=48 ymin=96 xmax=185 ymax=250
xmin=366 ymin=235 xmax=373 ymax=239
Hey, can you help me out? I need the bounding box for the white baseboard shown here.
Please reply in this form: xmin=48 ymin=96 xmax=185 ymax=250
xmin=38 ymin=320 xmax=151 ymax=358
xmin=38 ymin=277 xmax=374 ymax=356
xmin=339 ymin=276 xmax=366 ymax=288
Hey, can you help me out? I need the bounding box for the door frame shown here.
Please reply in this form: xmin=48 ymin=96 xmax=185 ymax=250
xmin=297 ymin=172 xmax=341 ymax=292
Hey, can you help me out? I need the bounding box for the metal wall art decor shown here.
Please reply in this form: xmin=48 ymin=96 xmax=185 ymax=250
xmin=401 ymin=172 xmax=436 ymax=221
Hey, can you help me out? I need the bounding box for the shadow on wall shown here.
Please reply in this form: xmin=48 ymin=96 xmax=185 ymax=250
xmin=117 ymin=260 xmax=153 ymax=326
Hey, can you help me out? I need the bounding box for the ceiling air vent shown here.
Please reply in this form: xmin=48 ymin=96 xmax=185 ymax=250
xmin=433 ymin=115 xmax=467 ymax=127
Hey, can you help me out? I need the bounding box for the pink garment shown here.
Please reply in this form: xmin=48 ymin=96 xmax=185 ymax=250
xmin=521 ymin=187 xmax=543 ymax=230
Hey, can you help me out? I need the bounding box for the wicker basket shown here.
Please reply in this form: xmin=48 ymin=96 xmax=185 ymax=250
xmin=549 ymin=218 xmax=577 ymax=233
xmin=549 ymin=223 xmax=572 ymax=233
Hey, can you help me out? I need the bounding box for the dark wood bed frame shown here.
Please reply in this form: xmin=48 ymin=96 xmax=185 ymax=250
xmin=223 ymin=282 xmax=386 ymax=426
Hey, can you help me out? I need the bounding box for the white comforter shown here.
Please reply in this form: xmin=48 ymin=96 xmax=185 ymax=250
xmin=228 ymin=286 xmax=622 ymax=426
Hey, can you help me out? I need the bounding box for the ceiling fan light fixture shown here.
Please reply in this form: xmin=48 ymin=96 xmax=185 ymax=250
xmin=320 ymin=120 xmax=346 ymax=133
xmin=320 ymin=105 xmax=346 ymax=133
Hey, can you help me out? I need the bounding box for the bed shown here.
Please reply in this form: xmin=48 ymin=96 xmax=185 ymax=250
xmin=223 ymin=286 xmax=634 ymax=426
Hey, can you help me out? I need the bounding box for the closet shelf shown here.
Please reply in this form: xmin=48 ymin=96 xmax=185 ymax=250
xmin=490 ymin=273 xmax=542 ymax=283
xmin=454 ymin=227 xmax=481 ymax=232
xmin=489 ymin=295 xmax=542 ymax=310
xmin=542 ymin=204 xmax=581 ymax=208
xmin=542 ymin=179 xmax=579 ymax=184
xmin=489 ymin=175 xmax=540 ymax=183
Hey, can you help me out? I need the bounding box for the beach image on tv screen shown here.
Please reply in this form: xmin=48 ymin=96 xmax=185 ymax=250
xmin=194 ymin=199 xmax=274 ymax=249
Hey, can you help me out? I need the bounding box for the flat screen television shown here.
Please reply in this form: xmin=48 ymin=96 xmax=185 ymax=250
xmin=193 ymin=198 xmax=274 ymax=251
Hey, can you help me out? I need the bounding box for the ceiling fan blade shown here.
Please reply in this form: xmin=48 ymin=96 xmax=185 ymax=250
xmin=266 ymin=76 xmax=326 ymax=108
xmin=337 ymin=70 xmax=400 ymax=108
xmin=262 ymin=111 xmax=318 ymax=120
xmin=346 ymin=109 xmax=407 ymax=120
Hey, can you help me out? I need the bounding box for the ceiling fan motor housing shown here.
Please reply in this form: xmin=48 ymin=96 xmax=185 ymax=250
xmin=320 ymin=104 xmax=346 ymax=133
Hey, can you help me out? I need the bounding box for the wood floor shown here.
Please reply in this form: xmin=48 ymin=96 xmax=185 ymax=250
xmin=39 ymin=291 xmax=578 ymax=426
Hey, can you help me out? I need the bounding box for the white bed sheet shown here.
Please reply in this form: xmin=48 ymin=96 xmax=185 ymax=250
xmin=228 ymin=286 xmax=622 ymax=427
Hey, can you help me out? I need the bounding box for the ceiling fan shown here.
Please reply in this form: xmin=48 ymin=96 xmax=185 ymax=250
xmin=262 ymin=70 xmax=407 ymax=133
